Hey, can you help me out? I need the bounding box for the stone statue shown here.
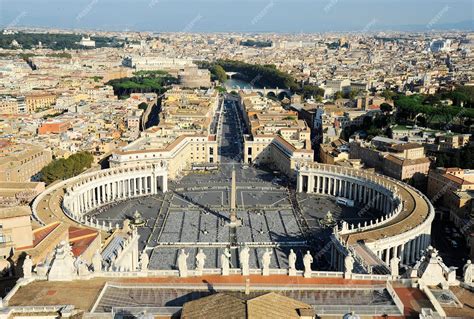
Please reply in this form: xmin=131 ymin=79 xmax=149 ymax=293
xmin=92 ymin=250 xmax=102 ymax=273
xmin=140 ymin=251 xmax=149 ymax=271
xmin=177 ymin=249 xmax=189 ymax=277
xmin=240 ymin=246 xmax=250 ymax=276
xmin=344 ymin=253 xmax=355 ymax=278
xmin=390 ymin=256 xmax=400 ymax=277
xmin=463 ymin=260 xmax=473 ymax=284
xmin=48 ymin=241 xmax=76 ymax=281
xmin=261 ymin=249 xmax=272 ymax=276
xmin=303 ymin=251 xmax=313 ymax=278
xmin=288 ymin=249 xmax=297 ymax=276
xmin=75 ymin=257 xmax=89 ymax=276
xmin=195 ymin=249 xmax=206 ymax=272
xmin=122 ymin=219 xmax=132 ymax=233
xmin=22 ymin=255 xmax=32 ymax=279
xmin=221 ymin=248 xmax=231 ymax=276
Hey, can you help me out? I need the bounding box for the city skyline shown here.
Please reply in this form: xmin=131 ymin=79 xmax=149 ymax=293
xmin=0 ymin=0 xmax=473 ymax=33
xmin=0 ymin=1 xmax=474 ymax=317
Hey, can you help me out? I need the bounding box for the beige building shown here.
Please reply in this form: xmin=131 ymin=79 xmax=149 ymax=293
xmin=319 ymin=140 xmax=349 ymax=165
xmin=0 ymin=181 xmax=45 ymax=207
xmin=240 ymin=92 xmax=313 ymax=178
xmin=110 ymin=134 xmax=218 ymax=179
xmin=25 ymin=93 xmax=57 ymax=112
xmin=438 ymin=134 xmax=471 ymax=150
xmin=0 ymin=143 xmax=52 ymax=182
xmin=350 ymin=140 xmax=431 ymax=182
xmin=0 ymin=206 xmax=34 ymax=256
xmin=178 ymin=67 xmax=211 ymax=88
xmin=382 ymin=143 xmax=431 ymax=181
xmin=0 ymin=96 xmax=19 ymax=114
xmin=110 ymin=88 xmax=219 ymax=179
xmin=427 ymin=168 xmax=474 ymax=218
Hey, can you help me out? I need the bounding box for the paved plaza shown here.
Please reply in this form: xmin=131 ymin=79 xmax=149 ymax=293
xmin=87 ymin=98 xmax=376 ymax=270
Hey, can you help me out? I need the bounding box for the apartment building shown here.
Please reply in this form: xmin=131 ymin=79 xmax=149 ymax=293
xmin=240 ymin=92 xmax=313 ymax=178
xmin=427 ymin=168 xmax=474 ymax=220
xmin=38 ymin=120 xmax=71 ymax=135
xmin=0 ymin=143 xmax=52 ymax=182
xmin=350 ymin=138 xmax=431 ymax=182
xmin=0 ymin=96 xmax=18 ymax=114
xmin=25 ymin=93 xmax=57 ymax=112
xmin=109 ymin=88 xmax=220 ymax=179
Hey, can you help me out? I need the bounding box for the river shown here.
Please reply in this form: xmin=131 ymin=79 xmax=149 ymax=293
xmin=224 ymin=78 xmax=254 ymax=90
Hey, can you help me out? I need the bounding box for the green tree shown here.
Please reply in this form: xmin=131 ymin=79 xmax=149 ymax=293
xmin=380 ymin=103 xmax=393 ymax=114
xmin=211 ymin=65 xmax=228 ymax=83
xmin=334 ymin=91 xmax=343 ymax=100
xmin=299 ymin=85 xmax=325 ymax=99
xmin=381 ymin=89 xmax=395 ymax=101
xmin=40 ymin=152 xmax=94 ymax=184
xmin=138 ymin=102 xmax=148 ymax=110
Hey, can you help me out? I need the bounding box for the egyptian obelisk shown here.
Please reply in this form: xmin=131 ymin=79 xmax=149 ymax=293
xmin=229 ymin=167 xmax=241 ymax=227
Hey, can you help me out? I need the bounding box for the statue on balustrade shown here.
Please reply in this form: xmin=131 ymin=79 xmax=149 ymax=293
xmin=92 ymin=249 xmax=102 ymax=273
xmin=140 ymin=251 xmax=149 ymax=271
xmin=303 ymin=251 xmax=313 ymax=278
xmin=22 ymin=255 xmax=33 ymax=279
xmin=344 ymin=253 xmax=355 ymax=278
xmin=261 ymin=249 xmax=272 ymax=276
xmin=75 ymin=257 xmax=89 ymax=276
xmin=195 ymin=249 xmax=206 ymax=272
xmin=177 ymin=249 xmax=189 ymax=277
xmin=221 ymin=248 xmax=231 ymax=276
xmin=122 ymin=219 xmax=132 ymax=233
xmin=390 ymin=256 xmax=400 ymax=277
xmin=288 ymin=249 xmax=297 ymax=276
xmin=240 ymin=246 xmax=250 ymax=276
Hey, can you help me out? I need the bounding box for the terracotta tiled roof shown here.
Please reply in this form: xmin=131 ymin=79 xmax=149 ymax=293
xmin=247 ymin=292 xmax=313 ymax=319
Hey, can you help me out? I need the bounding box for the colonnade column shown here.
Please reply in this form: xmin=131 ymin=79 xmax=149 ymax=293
xmin=162 ymin=173 xmax=168 ymax=192
xmin=308 ymin=175 xmax=314 ymax=193
xmin=297 ymin=174 xmax=303 ymax=192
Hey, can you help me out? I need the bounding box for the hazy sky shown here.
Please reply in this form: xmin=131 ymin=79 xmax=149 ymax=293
xmin=0 ymin=0 xmax=472 ymax=32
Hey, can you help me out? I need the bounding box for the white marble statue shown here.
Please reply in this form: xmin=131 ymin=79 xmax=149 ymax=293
xmin=48 ymin=241 xmax=76 ymax=281
xmin=262 ymin=249 xmax=272 ymax=276
xmin=140 ymin=251 xmax=149 ymax=271
xmin=75 ymin=257 xmax=89 ymax=276
xmin=92 ymin=249 xmax=102 ymax=273
xmin=288 ymin=249 xmax=297 ymax=270
xmin=122 ymin=219 xmax=132 ymax=233
xmin=195 ymin=249 xmax=206 ymax=272
xmin=390 ymin=256 xmax=400 ymax=277
xmin=463 ymin=260 xmax=473 ymax=284
xmin=221 ymin=248 xmax=231 ymax=276
xmin=344 ymin=253 xmax=355 ymax=278
xmin=288 ymin=249 xmax=297 ymax=276
xmin=303 ymin=251 xmax=313 ymax=278
xmin=240 ymin=246 xmax=250 ymax=276
xmin=177 ymin=249 xmax=189 ymax=277
xmin=22 ymin=255 xmax=32 ymax=279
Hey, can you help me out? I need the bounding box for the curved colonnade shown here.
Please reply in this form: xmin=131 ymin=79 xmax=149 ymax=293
xmin=32 ymin=161 xmax=434 ymax=274
xmin=297 ymin=163 xmax=435 ymax=270
xmin=32 ymin=163 xmax=168 ymax=230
